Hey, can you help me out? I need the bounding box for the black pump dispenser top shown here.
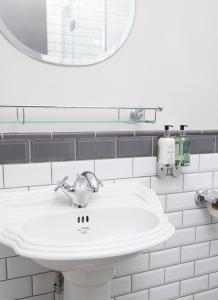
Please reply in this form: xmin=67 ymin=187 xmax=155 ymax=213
xmin=180 ymin=125 xmax=188 ymax=136
xmin=180 ymin=125 xmax=188 ymax=131
xmin=164 ymin=125 xmax=173 ymax=136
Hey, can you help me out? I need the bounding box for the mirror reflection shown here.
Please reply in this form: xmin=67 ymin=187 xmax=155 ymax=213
xmin=0 ymin=0 xmax=135 ymax=65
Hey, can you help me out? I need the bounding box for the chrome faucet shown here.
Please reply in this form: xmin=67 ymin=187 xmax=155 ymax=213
xmin=54 ymin=171 xmax=103 ymax=208
xmin=195 ymin=189 xmax=218 ymax=205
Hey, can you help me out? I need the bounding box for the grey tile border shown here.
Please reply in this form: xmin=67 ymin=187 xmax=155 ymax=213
xmin=52 ymin=132 xmax=95 ymax=138
xmin=31 ymin=139 xmax=75 ymax=163
xmin=0 ymin=131 xmax=217 ymax=164
xmin=202 ymin=130 xmax=218 ymax=135
xmin=96 ymin=131 xmax=134 ymax=137
xmin=76 ymin=137 xmax=116 ymax=160
xmin=0 ymin=140 xmax=29 ymax=164
xmin=135 ymin=131 xmax=163 ymax=137
xmin=117 ymin=136 xmax=153 ymax=158
xmin=3 ymin=133 xmax=52 ymax=140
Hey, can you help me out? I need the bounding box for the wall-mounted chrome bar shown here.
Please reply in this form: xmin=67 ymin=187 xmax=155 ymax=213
xmin=0 ymin=105 xmax=163 ymax=125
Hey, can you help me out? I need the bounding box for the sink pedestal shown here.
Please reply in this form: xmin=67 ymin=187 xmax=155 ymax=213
xmin=63 ymin=266 xmax=115 ymax=300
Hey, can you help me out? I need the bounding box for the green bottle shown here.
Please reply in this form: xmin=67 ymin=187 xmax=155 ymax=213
xmin=176 ymin=125 xmax=191 ymax=166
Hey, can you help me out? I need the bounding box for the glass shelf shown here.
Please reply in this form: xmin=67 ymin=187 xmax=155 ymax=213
xmin=0 ymin=105 xmax=163 ymax=125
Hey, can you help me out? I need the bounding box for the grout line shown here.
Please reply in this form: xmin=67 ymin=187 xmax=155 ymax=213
xmin=31 ymin=275 xmax=33 ymax=296
xmin=5 ymin=258 xmax=8 ymax=280
xmin=2 ymin=165 xmax=5 ymax=188
xmin=28 ymin=140 xmax=31 ymax=163
xmin=74 ymin=139 xmax=76 ymax=160
xmin=50 ymin=162 xmax=53 ymax=184
xmin=114 ymin=137 xmax=117 ymax=158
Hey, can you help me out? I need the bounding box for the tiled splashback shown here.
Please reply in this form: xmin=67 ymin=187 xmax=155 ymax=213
xmin=1 ymin=131 xmax=218 ymax=300
xmin=0 ymin=130 xmax=218 ymax=164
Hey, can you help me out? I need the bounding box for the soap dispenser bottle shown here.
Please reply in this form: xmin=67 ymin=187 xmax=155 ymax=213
xmin=157 ymin=125 xmax=176 ymax=178
xmin=177 ymin=125 xmax=191 ymax=167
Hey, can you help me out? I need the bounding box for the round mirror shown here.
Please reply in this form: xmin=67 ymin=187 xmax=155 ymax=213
xmin=0 ymin=0 xmax=135 ymax=66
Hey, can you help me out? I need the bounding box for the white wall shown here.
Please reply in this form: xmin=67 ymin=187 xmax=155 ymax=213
xmin=0 ymin=0 xmax=218 ymax=132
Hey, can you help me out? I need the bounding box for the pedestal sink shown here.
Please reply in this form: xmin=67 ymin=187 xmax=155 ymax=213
xmin=0 ymin=183 xmax=174 ymax=300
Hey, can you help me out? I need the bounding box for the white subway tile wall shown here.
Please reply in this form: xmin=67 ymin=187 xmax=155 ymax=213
xmin=1 ymin=154 xmax=218 ymax=299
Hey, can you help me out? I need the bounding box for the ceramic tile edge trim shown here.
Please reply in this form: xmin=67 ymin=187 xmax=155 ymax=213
xmin=0 ymin=131 xmax=217 ymax=164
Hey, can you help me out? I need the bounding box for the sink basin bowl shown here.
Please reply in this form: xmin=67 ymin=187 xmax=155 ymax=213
xmin=0 ymin=182 xmax=174 ymax=300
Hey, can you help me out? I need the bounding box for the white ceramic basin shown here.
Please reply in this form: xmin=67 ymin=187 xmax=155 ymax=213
xmin=0 ymin=183 xmax=174 ymax=300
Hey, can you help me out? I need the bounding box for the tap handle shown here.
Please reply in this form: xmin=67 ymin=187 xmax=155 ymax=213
xmin=54 ymin=176 xmax=69 ymax=191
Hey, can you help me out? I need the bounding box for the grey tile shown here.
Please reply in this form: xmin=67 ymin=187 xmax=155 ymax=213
xmin=135 ymin=130 xmax=163 ymax=137
xmin=96 ymin=131 xmax=134 ymax=137
xmin=3 ymin=133 xmax=51 ymax=140
xmin=186 ymin=130 xmax=202 ymax=135
xmin=117 ymin=136 xmax=152 ymax=158
xmin=31 ymin=139 xmax=75 ymax=162
xmin=152 ymin=136 xmax=158 ymax=156
xmin=76 ymin=137 xmax=115 ymax=160
xmin=0 ymin=140 xmax=29 ymax=164
xmin=189 ymin=135 xmax=216 ymax=154
xmin=52 ymin=132 xmax=95 ymax=138
xmin=203 ymin=130 xmax=218 ymax=135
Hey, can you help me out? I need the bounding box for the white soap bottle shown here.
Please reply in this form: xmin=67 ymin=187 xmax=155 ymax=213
xmin=158 ymin=125 xmax=176 ymax=165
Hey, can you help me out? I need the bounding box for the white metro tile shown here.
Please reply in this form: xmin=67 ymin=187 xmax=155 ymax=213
xmin=132 ymin=269 xmax=164 ymax=291
xmin=196 ymin=223 xmax=218 ymax=243
xmin=0 ymin=277 xmax=32 ymax=300
xmin=0 ymin=259 xmax=6 ymax=281
xmin=149 ymin=282 xmax=179 ymax=300
xmin=145 ymin=242 xmax=165 ymax=253
xmin=0 ymin=243 xmax=15 ymax=258
xmin=166 ymin=192 xmax=196 ymax=212
xmin=181 ymin=155 xmax=199 ymax=173
xmin=180 ymin=275 xmax=208 ymax=296
xmin=199 ymin=153 xmax=218 ymax=171
xmin=115 ymin=254 xmax=149 ymax=277
xmin=52 ymin=160 xmax=94 ymax=184
xmin=195 ymin=256 xmax=218 ymax=276
xmin=115 ymin=290 xmax=148 ymax=300
xmin=151 ymin=176 xmax=183 ymax=194
xmin=165 ymin=228 xmax=195 ymax=248
xmin=29 ymin=185 xmax=54 ymax=191
xmin=210 ymin=240 xmax=218 ymax=256
xmin=111 ymin=276 xmax=131 ymax=297
xmin=133 ymin=157 xmax=157 ymax=177
xmin=183 ymin=172 xmax=213 ymax=192
xmin=166 ymin=211 xmax=182 ymax=229
xmin=4 ymin=163 xmax=51 ymax=188
xmin=114 ymin=177 xmax=150 ymax=188
xmin=183 ymin=208 xmax=211 ymax=227
xmin=195 ymin=288 xmax=218 ymax=300
xmin=150 ymin=248 xmax=180 ymax=269
xmin=95 ymin=158 xmax=132 ymax=180
xmin=33 ymin=272 xmax=56 ymax=295
xmin=159 ymin=195 xmax=166 ymax=211
xmin=181 ymin=242 xmax=209 ymax=263
xmin=7 ymin=256 xmax=49 ymax=279
xmin=0 ymin=187 xmax=28 ymax=193
xmin=165 ymin=262 xmax=194 ymax=284
xmin=209 ymin=271 xmax=218 ymax=289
